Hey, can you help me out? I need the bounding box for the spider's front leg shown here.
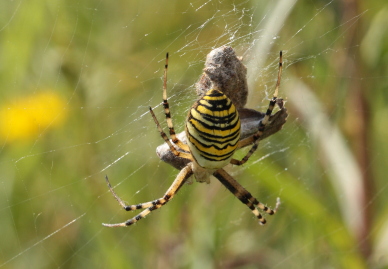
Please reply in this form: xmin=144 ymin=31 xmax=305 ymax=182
xmin=103 ymin=164 xmax=193 ymax=227
xmin=213 ymin=168 xmax=280 ymax=225
xmin=104 ymin=175 xmax=159 ymax=212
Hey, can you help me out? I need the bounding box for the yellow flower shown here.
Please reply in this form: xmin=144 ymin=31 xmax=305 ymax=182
xmin=0 ymin=91 xmax=67 ymax=143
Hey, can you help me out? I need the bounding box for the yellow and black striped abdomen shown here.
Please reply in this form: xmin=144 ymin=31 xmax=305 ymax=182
xmin=186 ymin=89 xmax=240 ymax=169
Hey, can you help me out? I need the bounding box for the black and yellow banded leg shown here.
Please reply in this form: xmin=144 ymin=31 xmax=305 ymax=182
xmin=103 ymin=164 xmax=193 ymax=227
xmin=230 ymin=97 xmax=277 ymax=165
xmin=104 ymin=175 xmax=162 ymax=211
xmin=161 ymin=52 xmax=190 ymax=151
xmin=149 ymin=107 xmax=191 ymax=159
xmin=213 ymin=168 xmax=279 ymax=225
xmin=231 ymin=51 xmax=283 ymax=166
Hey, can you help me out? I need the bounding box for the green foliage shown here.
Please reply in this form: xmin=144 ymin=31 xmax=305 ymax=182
xmin=0 ymin=0 xmax=387 ymax=268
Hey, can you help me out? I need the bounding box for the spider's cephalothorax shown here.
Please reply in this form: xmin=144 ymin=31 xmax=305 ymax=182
xmin=103 ymin=51 xmax=283 ymax=227
xmin=186 ymin=88 xmax=240 ymax=182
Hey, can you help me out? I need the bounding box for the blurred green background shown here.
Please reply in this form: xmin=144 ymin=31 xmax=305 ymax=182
xmin=1 ymin=0 xmax=387 ymax=268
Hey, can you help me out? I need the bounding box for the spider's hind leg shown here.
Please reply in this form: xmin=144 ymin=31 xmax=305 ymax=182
xmin=160 ymin=52 xmax=190 ymax=151
xmin=231 ymin=51 xmax=283 ymax=166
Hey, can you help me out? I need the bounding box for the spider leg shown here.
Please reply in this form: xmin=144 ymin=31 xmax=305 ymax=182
xmin=103 ymin=164 xmax=193 ymax=227
xmin=161 ymin=52 xmax=190 ymax=152
xmin=231 ymin=51 xmax=283 ymax=166
xmin=213 ymin=168 xmax=280 ymax=225
xmin=149 ymin=107 xmax=192 ymax=159
xmin=104 ymin=175 xmax=163 ymax=211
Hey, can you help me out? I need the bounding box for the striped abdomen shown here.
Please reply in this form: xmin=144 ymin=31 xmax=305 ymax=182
xmin=186 ymin=89 xmax=240 ymax=169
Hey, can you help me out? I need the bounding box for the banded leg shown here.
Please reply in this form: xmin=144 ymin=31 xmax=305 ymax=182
xmin=149 ymin=107 xmax=191 ymax=159
xmin=213 ymin=168 xmax=280 ymax=225
xmin=231 ymin=51 xmax=283 ymax=166
xmin=103 ymin=164 xmax=193 ymax=227
xmin=161 ymin=52 xmax=189 ymax=151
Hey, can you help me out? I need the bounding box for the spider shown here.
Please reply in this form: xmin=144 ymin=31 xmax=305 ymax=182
xmin=103 ymin=51 xmax=283 ymax=227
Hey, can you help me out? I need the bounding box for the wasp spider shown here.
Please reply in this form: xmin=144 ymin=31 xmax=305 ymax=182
xmin=103 ymin=51 xmax=283 ymax=227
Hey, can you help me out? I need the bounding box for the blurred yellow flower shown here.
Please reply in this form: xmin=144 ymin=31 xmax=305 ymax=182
xmin=0 ymin=91 xmax=68 ymax=143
